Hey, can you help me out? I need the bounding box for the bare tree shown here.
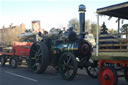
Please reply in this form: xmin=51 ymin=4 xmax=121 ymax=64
xmin=120 ymin=24 xmax=128 ymax=38
xmin=1 ymin=27 xmax=23 ymax=46
xmin=68 ymin=18 xmax=99 ymax=38
xmin=85 ymin=20 xmax=91 ymax=33
xmin=108 ymin=28 xmax=117 ymax=34
xmin=68 ymin=18 xmax=80 ymax=32
xmin=90 ymin=23 xmax=97 ymax=38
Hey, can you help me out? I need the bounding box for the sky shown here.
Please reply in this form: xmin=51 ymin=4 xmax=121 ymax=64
xmin=0 ymin=0 xmax=128 ymax=31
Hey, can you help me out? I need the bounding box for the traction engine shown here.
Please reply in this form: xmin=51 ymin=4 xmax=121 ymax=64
xmin=28 ymin=4 xmax=98 ymax=80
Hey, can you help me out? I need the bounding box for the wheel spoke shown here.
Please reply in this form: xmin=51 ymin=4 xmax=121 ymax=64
xmin=36 ymin=63 xmax=41 ymax=70
xmin=91 ymin=68 xmax=96 ymax=75
xmin=31 ymin=56 xmax=37 ymax=59
xmin=37 ymin=48 xmax=42 ymax=56
xmin=94 ymin=68 xmax=98 ymax=75
xmin=89 ymin=67 xmax=93 ymax=71
xmin=32 ymin=48 xmax=37 ymax=53
xmin=36 ymin=45 xmax=40 ymax=51
xmin=67 ymin=56 xmax=71 ymax=64
xmin=63 ymin=60 xmax=67 ymax=65
xmin=86 ymin=65 xmax=99 ymax=79
xmin=32 ymin=64 xmax=36 ymax=68
xmin=66 ymin=70 xmax=70 ymax=77
xmin=65 ymin=55 xmax=69 ymax=62
xmin=68 ymin=65 xmax=74 ymax=69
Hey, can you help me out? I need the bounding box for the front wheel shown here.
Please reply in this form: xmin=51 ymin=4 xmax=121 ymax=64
xmin=86 ymin=59 xmax=99 ymax=79
xmin=59 ymin=52 xmax=77 ymax=81
xmin=9 ymin=57 xmax=18 ymax=68
xmin=1 ymin=56 xmax=6 ymax=66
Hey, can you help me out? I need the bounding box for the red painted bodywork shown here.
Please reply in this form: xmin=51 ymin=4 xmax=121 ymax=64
xmin=12 ymin=41 xmax=33 ymax=56
xmin=0 ymin=41 xmax=32 ymax=56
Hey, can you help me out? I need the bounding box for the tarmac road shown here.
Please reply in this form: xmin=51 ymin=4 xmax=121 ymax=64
xmin=0 ymin=64 xmax=127 ymax=85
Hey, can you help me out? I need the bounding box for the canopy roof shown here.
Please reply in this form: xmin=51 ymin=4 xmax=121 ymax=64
xmin=97 ymin=1 xmax=128 ymax=19
xmin=18 ymin=32 xmax=37 ymax=37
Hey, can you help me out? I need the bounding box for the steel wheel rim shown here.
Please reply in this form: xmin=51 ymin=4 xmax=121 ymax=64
xmin=59 ymin=53 xmax=77 ymax=80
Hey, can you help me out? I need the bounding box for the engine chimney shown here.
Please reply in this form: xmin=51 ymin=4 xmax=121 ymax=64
xmin=79 ymin=4 xmax=86 ymax=39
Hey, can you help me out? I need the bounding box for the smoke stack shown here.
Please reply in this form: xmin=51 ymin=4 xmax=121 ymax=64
xmin=78 ymin=4 xmax=86 ymax=39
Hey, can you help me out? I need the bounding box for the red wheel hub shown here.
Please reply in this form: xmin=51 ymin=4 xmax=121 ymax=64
xmin=98 ymin=67 xmax=117 ymax=85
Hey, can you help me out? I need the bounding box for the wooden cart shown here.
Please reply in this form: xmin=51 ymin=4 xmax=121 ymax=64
xmin=95 ymin=1 xmax=128 ymax=85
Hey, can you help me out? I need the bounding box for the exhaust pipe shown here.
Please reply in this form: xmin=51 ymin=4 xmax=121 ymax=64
xmin=79 ymin=4 xmax=86 ymax=39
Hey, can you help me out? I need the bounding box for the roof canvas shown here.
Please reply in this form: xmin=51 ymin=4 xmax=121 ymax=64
xmin=97 ymin=1 xmax=128 ymax=19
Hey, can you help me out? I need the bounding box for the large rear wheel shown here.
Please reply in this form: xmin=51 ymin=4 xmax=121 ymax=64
xmin=28 ymin=42 xmax=49 ymax=74
xmin=59 ymin=52 xmax=77 ymax=80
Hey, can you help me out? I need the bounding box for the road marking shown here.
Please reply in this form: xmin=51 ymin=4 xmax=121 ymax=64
xmin=5 ymin=71 xmax=38 ymax=82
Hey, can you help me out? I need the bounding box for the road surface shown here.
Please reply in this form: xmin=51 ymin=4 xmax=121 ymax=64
xmin=0 ymin=64 xmax=127 ymax=85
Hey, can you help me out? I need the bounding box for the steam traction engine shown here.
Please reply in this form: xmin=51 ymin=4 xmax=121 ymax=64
xmin=28 ymin=4 xmax=97 ymax=80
